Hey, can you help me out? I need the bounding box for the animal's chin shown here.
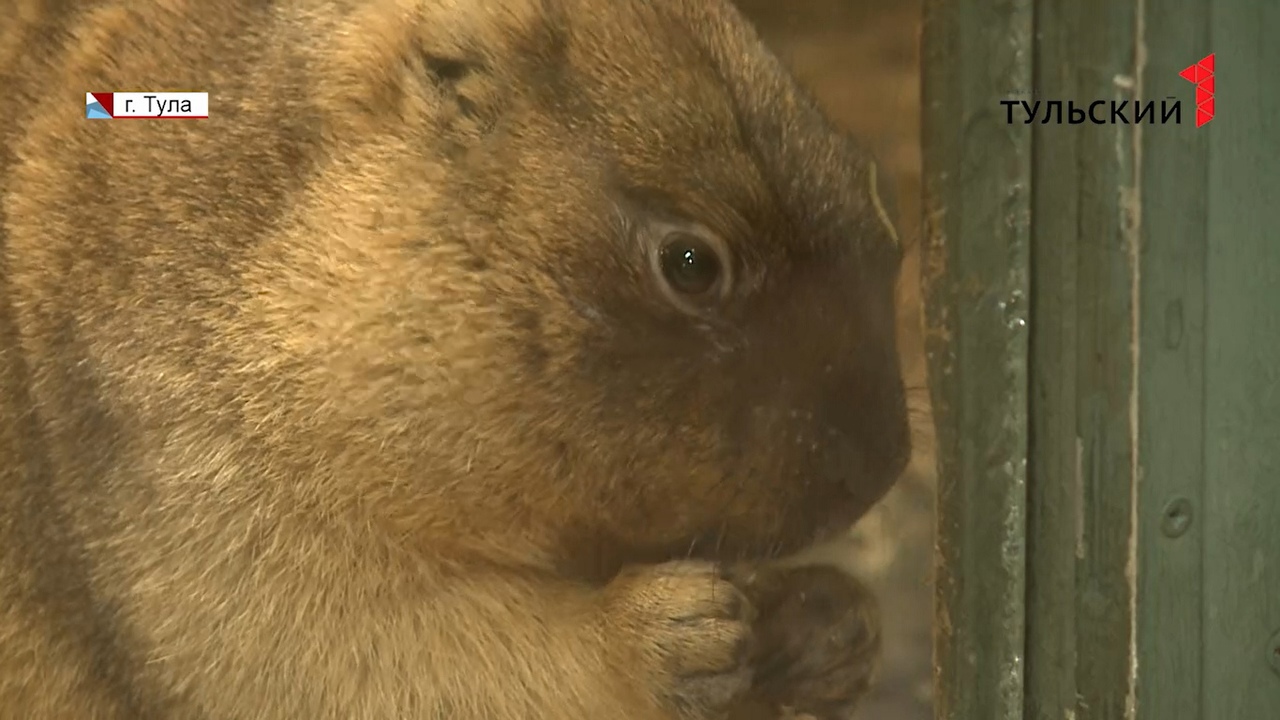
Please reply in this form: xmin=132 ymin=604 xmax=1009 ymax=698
xmin=796 ymin=490 xmax=883 ymax=548
xmin=810 ymin=504 xmax=870 ymax=544
xmin=677 ymin=497 xmax=871 ymax=565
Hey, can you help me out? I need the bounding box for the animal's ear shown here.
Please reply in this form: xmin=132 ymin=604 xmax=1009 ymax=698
xmin=312 ymin=0 xmax=558 ymax=139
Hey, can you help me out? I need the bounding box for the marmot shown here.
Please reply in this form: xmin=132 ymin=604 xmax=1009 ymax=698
xmin=0 ymin=1 xmax=911 ymax=718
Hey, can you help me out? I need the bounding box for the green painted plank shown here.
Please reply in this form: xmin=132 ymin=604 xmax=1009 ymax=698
xmin=1201 ymin=0 xmax=1280 ymax=717
xmin=1133 ymin=0 xmax=1212 ymax=718
xmin=1044 ymin=2 xmax=1143 ymax=719
xmin=925 ymin=0 xmax=1277 ymax=716
xmin=920 ymin=0 xmax=1032 ymax=718
xmin=1023 ymin=0 xmax=1147 ymax=718
xmin=1024 ymin=0 xmax=1087 ymax=716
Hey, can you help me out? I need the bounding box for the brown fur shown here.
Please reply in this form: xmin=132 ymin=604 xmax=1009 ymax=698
xmin=0 ymin=1 xmax=910 ymax=718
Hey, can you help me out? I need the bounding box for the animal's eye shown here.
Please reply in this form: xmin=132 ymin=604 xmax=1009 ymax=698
xmin=657 ymin=232 xmax=725 ymax=297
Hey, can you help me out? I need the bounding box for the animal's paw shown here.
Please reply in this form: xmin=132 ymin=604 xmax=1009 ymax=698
xmin=729 ymin=564 xmax=880 ymax=720
xmin=603 ymin=560 xmax=757 ymax=719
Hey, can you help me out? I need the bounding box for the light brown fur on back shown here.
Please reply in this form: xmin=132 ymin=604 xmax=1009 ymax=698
xmin=1 ymin=1 xmax=909 ymax=718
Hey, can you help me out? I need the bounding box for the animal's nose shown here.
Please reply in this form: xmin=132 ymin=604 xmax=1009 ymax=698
xmin=814 ymin=375 xmax=912 ymax=501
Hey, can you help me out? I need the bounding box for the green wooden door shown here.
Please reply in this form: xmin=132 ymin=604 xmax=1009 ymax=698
xmin=920 ymin=0 xmax=1279 ymax=718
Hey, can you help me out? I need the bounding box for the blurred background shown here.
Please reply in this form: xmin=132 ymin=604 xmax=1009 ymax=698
xmin=730 ymin=2 xmax=934 ymax=719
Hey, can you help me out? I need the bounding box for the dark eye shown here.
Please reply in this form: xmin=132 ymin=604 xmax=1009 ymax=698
xmin=658 ymin=232 xmax=723 ymax=296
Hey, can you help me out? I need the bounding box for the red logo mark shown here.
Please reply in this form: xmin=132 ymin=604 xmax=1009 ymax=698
xmin=1179 ymin=53 xmax=1214 ymax=127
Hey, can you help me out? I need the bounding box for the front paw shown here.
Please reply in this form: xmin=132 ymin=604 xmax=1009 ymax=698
xmin=603 ymin=560 xmax=757 ymax=719
xmin=730 ymin=564 xmax=881 ymax=720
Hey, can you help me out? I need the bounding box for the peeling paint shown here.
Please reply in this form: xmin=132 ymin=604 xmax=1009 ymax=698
xmin=1075 ymin=437 xmax=1086 ymax=560
xmin=1123 ymin=0 xmax=1148 ymax=716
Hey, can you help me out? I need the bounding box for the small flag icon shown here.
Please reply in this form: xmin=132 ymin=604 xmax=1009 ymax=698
xmin=1178 ymin=53 xmax=1214 ymax=127
xmin=86 ymin=92 xmax=112 ymax=119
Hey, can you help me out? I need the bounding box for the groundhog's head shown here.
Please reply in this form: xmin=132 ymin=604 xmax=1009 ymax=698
xmin=246 ymin=0 xmax=910 ymax=575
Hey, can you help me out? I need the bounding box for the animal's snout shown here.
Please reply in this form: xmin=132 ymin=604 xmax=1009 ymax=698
xmin=813 ymin=374 xmax=911 ymax=502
